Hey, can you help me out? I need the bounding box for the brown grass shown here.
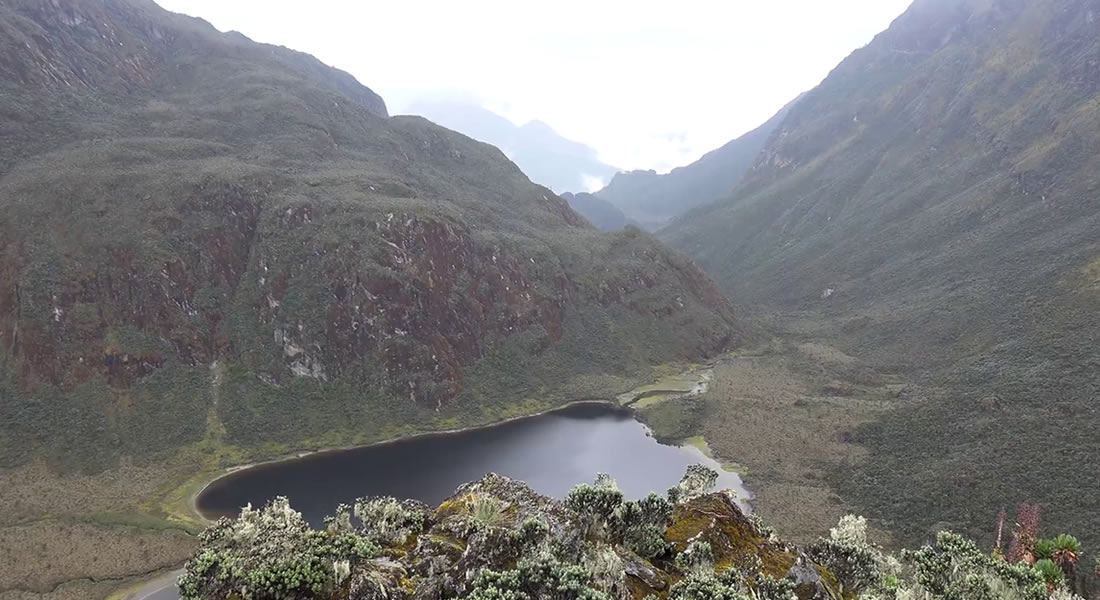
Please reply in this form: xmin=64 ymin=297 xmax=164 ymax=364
xmin=0 ymin=457 xmax=201 ymax=527
xmin=0 ymin=521 xmax=194 ymax=593
xmin=698 ymin=347 xmax=897 ymax=544
xmin=0 ymin=455 xmax=208 ymax=598
xmin=0 ymin=579 xmax=120 ymax=600
xmin=1083 ymin=256 xmax=1100 ymax=288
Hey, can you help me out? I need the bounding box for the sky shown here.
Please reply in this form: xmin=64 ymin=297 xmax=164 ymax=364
xmin=155 ymin=0 xmax=914 ymax=174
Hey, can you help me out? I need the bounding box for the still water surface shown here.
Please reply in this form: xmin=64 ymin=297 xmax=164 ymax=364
xmin=196 ymin=402 xmax=749 ymax=526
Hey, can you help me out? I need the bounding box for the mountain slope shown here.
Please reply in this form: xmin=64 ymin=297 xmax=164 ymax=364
xmin=664 ymin=0 xmax=1100 ymax=546
xmin=596 ymin=99 xmax=798 ymax=230
xmin=559 ymin=192 xmax=630 ymax=231
xmin=0 ymin=0 xmax=739 ymax=474
xmin=402 ymin=99 xmax=619 ymax=193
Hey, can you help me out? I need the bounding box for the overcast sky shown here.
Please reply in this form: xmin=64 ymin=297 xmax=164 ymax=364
xmin=156 ymin=0 xmax=913 ymax=174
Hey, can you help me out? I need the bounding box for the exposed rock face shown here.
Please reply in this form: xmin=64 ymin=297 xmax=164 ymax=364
xmin=0 ymin=0 xmax=739 ymax=470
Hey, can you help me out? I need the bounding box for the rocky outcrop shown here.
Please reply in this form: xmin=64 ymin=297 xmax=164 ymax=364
xmin=179 ymin=471 xmax=841 ymax=600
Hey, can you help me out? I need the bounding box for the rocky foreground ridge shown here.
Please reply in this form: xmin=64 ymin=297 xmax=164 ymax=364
xmin=178 ymin=467 xmax=1075 ymax=600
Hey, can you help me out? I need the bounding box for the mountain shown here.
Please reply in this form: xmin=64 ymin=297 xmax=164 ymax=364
xmin=663 ymin=0 xmax=1100 ymax=546
xmin=0 ymin=0 xmax=740 ymax=476
xmin=403 ymin=99 xmax=619 ymax=193
xmin=559 ymin=192 xmax=629 ymax=231
xmin=595 ymin=99 xmax=798 ymax=230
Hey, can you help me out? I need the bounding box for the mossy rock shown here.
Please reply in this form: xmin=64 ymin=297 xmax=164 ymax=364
xmin=666 ymin=493 xmax=796 ymax=579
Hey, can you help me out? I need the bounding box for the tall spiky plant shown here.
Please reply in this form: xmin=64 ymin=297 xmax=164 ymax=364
xmin=1006 ymin=503 xmax=1042 ymax=564
xmin=993 ymin=507 xmax=1007 ymax=557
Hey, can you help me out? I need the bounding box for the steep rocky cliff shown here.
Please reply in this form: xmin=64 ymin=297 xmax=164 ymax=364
xmin=663 ymin=0 xmax=1100 ymax=546
xmin=0 ymin=0 xmax=739 ymax=471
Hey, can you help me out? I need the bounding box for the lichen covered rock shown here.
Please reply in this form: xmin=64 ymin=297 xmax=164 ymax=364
xmin=179 ymin=467 xmax=851 ymax=600
xmin=180 ymin=467 xmax=1074 ymax=600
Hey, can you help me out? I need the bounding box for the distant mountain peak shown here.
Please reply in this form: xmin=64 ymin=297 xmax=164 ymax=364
xmin=593 ymin=98 xmax=800 ymax=231
xmin=406 ymin=99 xmax=617 ymax=193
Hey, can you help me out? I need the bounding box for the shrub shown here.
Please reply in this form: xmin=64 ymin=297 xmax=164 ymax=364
xmin=470 ymin=495 xmax=508 ymax=528
xmin=670 ymin=465 xmax=719 ymax=503
xmin=666 ymin=572 xmax=750 ymax=600
xmin=899 ymin=531 xmax=1046 ymax=600
xmin=566 ymin=482 xmax=625 ymax=537
xmin=806 ymin=515 xmax=880 ymax=596
xmin=177 ymin=497 xmax=380 ymax=600
xmin=353 ymin=496 xmax=428 ymax=545
xmin=675 ymin=540 xmax=715 ymax=575
xmin=611 ymin=492 xmax=673 ymax=558
xmin=1034 ymin=558 xmax=1065 ymax=587
xmin=463 ymin=556 xmax=610 ymax=600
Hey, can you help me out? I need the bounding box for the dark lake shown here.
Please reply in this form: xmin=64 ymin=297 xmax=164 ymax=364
xmin=196 ymin=402 xmax=749 ymax=526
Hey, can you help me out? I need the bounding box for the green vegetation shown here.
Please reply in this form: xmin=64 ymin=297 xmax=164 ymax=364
xmin=0 ymin=1 xmax=739 ymax=596
xmin=178 ymin=468 xmax=1093 ymax=600
xmin=176 ymin=497 xmax=382 ymax=599
xmin=662 ymin=0 xmax=1100 ymax=554
xmin=0 ymin=0 xmax=738 ymax=478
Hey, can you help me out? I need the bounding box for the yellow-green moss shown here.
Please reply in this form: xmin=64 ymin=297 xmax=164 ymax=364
xmin=665 ymin=495 xmax=796 ymax=580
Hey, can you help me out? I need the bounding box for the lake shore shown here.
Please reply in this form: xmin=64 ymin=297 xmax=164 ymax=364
xmin=184 ymin=399 xmax=629 ymax=524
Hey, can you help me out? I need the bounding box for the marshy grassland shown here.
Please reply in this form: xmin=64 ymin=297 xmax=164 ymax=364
xmin=0 ymin=341 xmax=909 ymax=600
xmin=633 ymin=342 xmax=905 ymax=545
xmin=0 ymin=360 xmax=698 ymax=600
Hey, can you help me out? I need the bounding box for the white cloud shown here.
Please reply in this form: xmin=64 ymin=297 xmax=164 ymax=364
xmin=154 ymin=0 xmax=914 ymax=172
xmin=580 ymin=174 xmax=608 ymax=193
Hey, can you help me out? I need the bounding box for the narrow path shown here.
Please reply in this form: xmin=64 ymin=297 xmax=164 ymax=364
xmin=121 ymin=570 xmax=181 ymax=600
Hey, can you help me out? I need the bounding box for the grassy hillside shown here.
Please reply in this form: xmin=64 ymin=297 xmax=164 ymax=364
xmin=0 ymin=0 xmax=740 ymax=476
xmin=0 ymin=1 xmax=743 ymax=596
xmin=663 ymin=0 xmax=1100 ymax=549
xmin=561 ymin=192 xmax=630 ymax=231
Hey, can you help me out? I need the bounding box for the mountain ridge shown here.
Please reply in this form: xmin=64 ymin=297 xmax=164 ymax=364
xmin=402 ymin=98 xmax=619 ymax=194
xmin=663 ymin=0 xmax=1100 ymax=548
xmin=0 ymin=0 xmax=740 ymax=474
xmin=595 ymin=98 xmax=799 ymax=231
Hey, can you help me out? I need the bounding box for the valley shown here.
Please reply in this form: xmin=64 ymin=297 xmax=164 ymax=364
xmin=2 ymin=0 xmax=1100 ymax=598
xmin=0 ymin=342 xmax=889 ymax=600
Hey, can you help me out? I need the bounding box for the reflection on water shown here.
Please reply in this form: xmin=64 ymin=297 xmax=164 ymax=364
xmin=197 ymin=403 xmax=749 ymax=526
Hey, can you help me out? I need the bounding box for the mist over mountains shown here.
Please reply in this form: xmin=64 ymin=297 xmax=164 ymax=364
xmin=5 ymin=0 xmax=1100 ymax=598
xmin=595 ymin=97 xmax=800 ymax=231
xmin=402 ymin=99 xmax=619 ymax=194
